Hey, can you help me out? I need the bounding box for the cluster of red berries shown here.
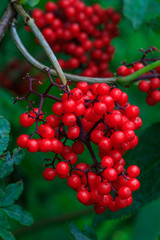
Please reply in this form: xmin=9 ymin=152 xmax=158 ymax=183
xmin=17 ymin=81 xmax=141 ymax=214
xmin=0 ymin=59 xmax=45 ymax=95
xmin=31 ymin=0 xmax=121 ymax=77
xmin=117 ymin=63 xmax=160 ymax=105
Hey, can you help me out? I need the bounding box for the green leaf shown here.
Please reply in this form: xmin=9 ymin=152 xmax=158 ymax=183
xmin=132 ymin=199 xmax=160 ymax=240
xmin=0 ymin=116 xmax=10 ymax=154
xmin=0 ymin=181 xmax=23 ymax=207
xmin=0 ymin=229 xmax=15 ymax=240
xmin=93 ymin=123 xmax=160 ymax=225
xmin=20 ymin=0 xmax=40 ymax=7
xmin=2 ymin=204 xmax=33 ymax=226
xmin=0 ymin=211 xmax=15 ymax=240
xmin=123 ymin=0 xmax=151 ymax=29
xmin=69 ymin=222 xmax=91 ymax=240
xmin=11 ymin=148 xmax=25 ymax=165
xmin=0 ymin=148 xmax=24 ymax=178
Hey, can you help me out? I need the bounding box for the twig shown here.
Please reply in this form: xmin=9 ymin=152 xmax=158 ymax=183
xmin=10 ymin=24 xmax=117 ymax=84
xmin=11 ymin=2 xmax=67 ymax=86
xmin=0 ymin=3 xmax=16 ymax=42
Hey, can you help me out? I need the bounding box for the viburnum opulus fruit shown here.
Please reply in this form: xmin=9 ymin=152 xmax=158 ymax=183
xmin=30 ymin=0 xmax=121 ymax=77
xmin=17 ymin=80 xmax=141 ymax=214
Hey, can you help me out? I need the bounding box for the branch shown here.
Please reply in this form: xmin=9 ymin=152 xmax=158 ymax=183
xmin=11 ymin=2 xmax=67 ymax=86
xmin=0 ymin=4 xmax=16 ymax=42
xmin=10 ymin=24 xmax=117 ymax=84
xmin=9 ymin=2 xmax=160 ymax=86
xmin=14 ymin=208 xmax=92 ymax=237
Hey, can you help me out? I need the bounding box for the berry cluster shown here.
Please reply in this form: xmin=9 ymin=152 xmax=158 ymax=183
xmin=16 ymin=72 xmax=141 ymax=214
xmin=0 ymin=59 xmax=45 ymax=95
xmin=31 ymin=0 xmax=121 ymax=77
xmin=117 ymin=47 xmax=160 ymax=106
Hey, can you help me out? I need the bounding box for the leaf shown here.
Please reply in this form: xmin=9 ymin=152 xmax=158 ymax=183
xmin=20 ymin=0 xmax=40 ymax=7
xmin=2 ymin=204 xmax=33 ymax=226
xmin=69 ymin=222 xmax=91 ymax=240
xmin=0 ymin=116 xmax=10 ymax=154
xmin=0 ymin=148 xmax=24 ymax=178
xmin=0 ymin=211 xmax=15 ymax=240
xmin=0 ymin=181 xmax=23 ymax=207
xmin=93 ymin=123 xmax=160 ymax=226
xmin=123 ymin=0 xmax=151 ymax=29
xmin=11 ymin=148 xmax=25 ymax=165
xmin=0 ymin=229 xmax=15 ymax=240
xmin=132 ymin=199 xmax=160 ymax=240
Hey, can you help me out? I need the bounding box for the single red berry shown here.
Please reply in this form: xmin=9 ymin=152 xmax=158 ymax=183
xmin=101 ymin=156 xmax=114 ymax=168
xmin=127 ymin=178 xmax=140 ymax=191
xmin=56 ymin=161 xmax=69 ymax=176
xmin=72 ymin=141 xmax=84 ymax=154
xmin=52 ymin=102 xmax=64 ymax=115
xmin=19 ymin=113 xmax=34 ymax=127
xmin=97 ymin=182 xmax=111 ymax=195
xmin=77 ymin=190 xmax=90 ymax=204
xmin=138 ymin=80 xmax=150 ymax=92
xmin=94 ymin=204 xmax=106 ymax=214
xmin=127 ymin=165 xmax=140 ymax=177
xmin=43 ymin=168 xmax=56 ymax=181
xmin=67 ymin=174 xmax=81 ymax=189
xmin=46 ymin=115 xmax=60 ymax=128
xmin=39 ymin=139 xmax=53 ymax=152
xmin=65 ymin=152 xmax=77 ymax=165
xmin=26 ymin=139 xmax=39 ymax=153
xmin=17 ymin=134 xmax=29 ymax=148
xmin=118 ymin=186 xmax=132 ymax=199
xmin=103 ymin=168 xmax=117 ymax=181
xmin=67 ymin=125 xmax=80 ymax=139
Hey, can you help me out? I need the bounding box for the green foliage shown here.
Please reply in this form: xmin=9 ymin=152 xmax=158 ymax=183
xmin=0 ymin=116 xmax=33 ymax=240
xmin=123 ymin=0 xmax=160 ymax=29
xmin=0 ymin=116 xmax=10 ymax=154
xmin=0 ymin=149 xmax=24 ymax=179
xmin=132 ymin=199 xmax=160 ymax=240
xmin=93 ymin=123 xmax=160 ymax=226
xmin=69 ymin=222 xmax=97 ymax=240
xmin=123 ymin=0 xmax=151 ymax=29
xmin=20 ymin=0 xmax=40 ymax=7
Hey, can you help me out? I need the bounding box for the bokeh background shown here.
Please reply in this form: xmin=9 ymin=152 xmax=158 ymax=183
xmin=0 ymin=0 xmax=160 ymax=239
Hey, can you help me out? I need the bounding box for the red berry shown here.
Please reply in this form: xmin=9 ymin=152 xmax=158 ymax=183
xmin=77 ymin=190 xmax=90 ymax=204
xmin=56 ymin=162 xmax=69 ymax=176
xmin=19 ymin=113 xmax=34 ymax=127
xmin=127 ymin=165 xmax=140 ymax=177
xmin=43 ymin=168 xmax=56 ymax=181
xmin=26 ymin=139 xmax=39 ymax=153
xmin=17 ymin=134 xmax=29 ymax=148
xmin=118 ymin=186 xmax=132 ymax=199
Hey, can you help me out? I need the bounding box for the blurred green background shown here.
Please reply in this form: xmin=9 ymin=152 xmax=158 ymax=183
xmin=0 ymin=0 xmax=160 ymax=239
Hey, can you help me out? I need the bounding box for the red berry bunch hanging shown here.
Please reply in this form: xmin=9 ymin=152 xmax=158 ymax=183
xmin=117 ymin=47 xmax=160 ymax=106
xmin=31 ymin=0 xmax=121 ymax=77
xmin=16 ymin=72 xmax=141 ymax=214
